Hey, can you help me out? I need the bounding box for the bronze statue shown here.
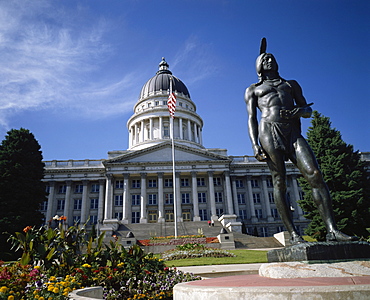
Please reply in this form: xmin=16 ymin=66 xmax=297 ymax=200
xmin=245 ymin=38 xmax=358 ymax=244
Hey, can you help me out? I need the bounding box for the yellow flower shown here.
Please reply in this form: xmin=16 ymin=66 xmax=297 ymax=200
xmin=52 ymin=287 xmax=59 ymax=294
xmin=34 ymin=295 xmax=40 ymax=299
xmin=0 ymin=286 xmax=8 ymax=293
xmin=39 ymin=297 xmax=45 ymax=300
xmin=34 ymin=266 xmax=41 ymax=270
xmin=7 ymin=296 xmax=14 ymax=300
xmin=82 ymin=264 xmax=91 ymax=268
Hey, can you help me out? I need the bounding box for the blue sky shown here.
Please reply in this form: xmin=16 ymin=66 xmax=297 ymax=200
xmin=0 ymin=0 xmax=369 ymax=161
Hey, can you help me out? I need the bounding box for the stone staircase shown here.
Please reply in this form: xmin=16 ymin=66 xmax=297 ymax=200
xmin=102 ymin=221 xmax=283 ymax=249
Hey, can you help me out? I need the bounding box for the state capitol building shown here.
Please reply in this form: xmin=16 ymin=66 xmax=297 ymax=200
xmin=40 ymin=58 xmax=315 ymax=237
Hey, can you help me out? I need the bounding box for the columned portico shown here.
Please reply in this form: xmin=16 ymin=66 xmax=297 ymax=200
xmin=157 ymin=173 xmax=165 ymax=222
xmin=63 ymin=180 xmax=72 ymax=225
xmin=224 ymin=171 xmax=234 ymax=214
xmin=208 ymin=171 xmax=217 ymax=220
xmin=104 ymin=175 xmax=113 ymax=220
xmin=80 ymin=180 xmax=89 ymax=224
xmin=247 ymin=176 xmax=258 ymax=223
xmin=191 ymin=171 xmax=200 ymax=221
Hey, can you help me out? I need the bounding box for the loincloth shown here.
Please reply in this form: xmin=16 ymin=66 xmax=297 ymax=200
xmin=261 ymin=121 xmax=301 ymax=157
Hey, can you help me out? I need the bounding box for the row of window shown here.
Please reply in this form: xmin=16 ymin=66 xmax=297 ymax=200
xmin=51 ymin=177 xmax=281 ymax=195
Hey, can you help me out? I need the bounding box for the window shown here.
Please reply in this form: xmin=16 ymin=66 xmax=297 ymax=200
xmin=114 ymin=195 xmax=123 ymax=206
xmin=91 ymin=184 xmax=99 ymax=193
xmin=215 ymin=192 xmax=223 ymax=203
xmin=116 ymin=180 xmax=124 ymax=189
xmin=89 ymin=215 xmax=98 ymax=225
xmin=179 ymin=102 xmax=183 ymax=107
xmin=90 ymin=198 xmax=99 ymax=209
xmin=276 ymin=226 xmax=285 ymax=232
xmin=237 ymin=193 xmax=246 ymax=204
xmin=40 ymin=201 xmax=48 ymax=211
xmin=115 ymin=212 xmax=123 ymax=220
xmin=74 ymin=199 xmax=82 ymax=210
xmin=199 ymin=209 xmax=207 ymax=221
xmin=165 ymin=193 xmax=173 ymax=204
xmin=148 ymin=194 xmax=157 ymax=205
xmin=216 ymin=208 xmax=224 ymax=216
xmin=148 ymin=211 xmax=157 ymax=223
xmin=255 ymin=209 xmax=263 ymax=219
xmin=131 ymin=195 xmax=140 ymax=206
xmin=198 ymin=192 xmax=207 ymax=203
xmin=132 ymin=212 xmax=140 ymax=223
xmin=182 ymin=209 xmax=191 ymax=221
xmin=235 ymin=179 xmax=244 ymax=188
xmin=253 ymin=193 xmax=261 ymax=204
xmin=266 ymin=177 xmax=273 ymax=188
xmin=155 ymin=101 xmax=159 ymax=106
xmin=165 ymin=210 xmax=174 ymax=222
xmin=57 ymin=199 xmax=65 ymax=210
xmin=148 ymin=179 xmax=157 ymax=188
xmin=251 ymin=179 xmax=259 ymax=188
xmin=260 ymin=227 xmax=268 ymax=237
xmin=197 ymin=178 xmax=206 ymax=186
xmin=213 ymin=177 xmax=222 ymax=186
xmin=239 ymin=209 xmax=247 ymax=220
xmin=75 ymin=185 xmax=83 ymax=193
xmin=163 ymin=124 xmax=169 ymax=137
xmin=164 ymin=178 xmax=173 ymax=187
xmin=181 ymin=178 xmax=189 ymax=187
xmin=271 ymin=208 xmax=279 ymax=218
xmin=268 ymin=192 xmax=275 ymax=203
xmin=181 ymin=193 xmax=190 ymax=204
xmin=132 ymin=180 xmax=140 ymax=188
xmin=58 ymin=185 xmax=67 ymax=194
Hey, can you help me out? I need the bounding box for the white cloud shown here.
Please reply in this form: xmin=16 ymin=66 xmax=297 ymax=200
xmin=0 ymin=1 xmax=140 ymax=130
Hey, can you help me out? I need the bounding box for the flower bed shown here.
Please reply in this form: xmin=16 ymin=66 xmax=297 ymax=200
xmin=1 ymin=224 xmax=201 ymax=300
xmin=138 ymin=236 xmax=219 ymax=246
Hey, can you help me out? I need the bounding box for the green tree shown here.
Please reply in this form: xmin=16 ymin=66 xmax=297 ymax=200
xmin=0 ymin=128 xmax=46 ymax=260
xmin=298 ymin=111 xmax=370 ymax=241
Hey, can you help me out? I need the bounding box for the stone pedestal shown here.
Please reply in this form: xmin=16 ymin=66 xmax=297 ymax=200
xmin=268 ymin=241 xmax=370 ymax=263
xmin=218 ymin=214 xmax=242 ymax=233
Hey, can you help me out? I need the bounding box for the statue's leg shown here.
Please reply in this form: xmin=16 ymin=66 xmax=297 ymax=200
xmin=267 ymin=153 xmax=304 ymax=244
xmin=293 ymin=137 xmax=358 ymax=241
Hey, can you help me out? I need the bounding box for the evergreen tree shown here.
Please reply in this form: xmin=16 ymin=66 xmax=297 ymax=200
xmin=0 ymin=128 xmax=46 ymax=259
xmin=298 ymin=111 xmax=370 ymax=241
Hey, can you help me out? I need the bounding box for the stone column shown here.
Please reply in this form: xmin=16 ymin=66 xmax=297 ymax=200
xmin=247 ymin=176 xmax=257 ymax=223
xmin=157 ymin=173 xmax=164 ymax=222
xmin=191 ymin=171 xmax=200 ymax=221
xmin=149 ymin=118 xmax=153 ymax=140
xmin=194 ymin=123 xmax=198 ymax=143
xmin=208 ymin=171 xmax=217 ymax=220
xmin=262 ymin=176 xmax=274 ymax=221
xmin=224 ymin=171 xmax=234 ymax=214
xmin=159 ymin=117 xmax=163 ymax=139
xmin=63 ymin=181 xmax=72 ymax=226
xmin=80 ymin=180 xmax=89 ymax=224
xmin=46 ymin=181 xmax=55 ymax=224
xmin=231 ymin=177 xmax=240 ymax=217
xmin=199 ymin=128 xmax=203 ymax=145
xmin=134 ymin=123 xmax=138 ymax=145
xmin=291 ymin=175 xmax=305 ymax=220
xmin=175 ymin=172 xmax=182 ymax=222
xmin=128 ymin=127 xmax=132 ymax=148
xmin=104 ymin=174 xmax=113 ymax=220
xmin=140 ymin=173 xmax=147 ymax=223
xmin=187 ymin=120 xmax=192 ymax=141
xmin=140 ymin=120 xmax=144 ymax=142
xmin=179 ymin=118 xmax=183 ymax=139
xmin=122 ymin=173 xmax=130 ymax=224
xmin=97 ymin=179 xmax=105 ymax=223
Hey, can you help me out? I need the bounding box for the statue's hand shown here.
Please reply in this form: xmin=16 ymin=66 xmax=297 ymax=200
xmin=280 ymin=104 xmax=313 ymax=119
xmin=253 ymin=145 xmax=268 ymax=162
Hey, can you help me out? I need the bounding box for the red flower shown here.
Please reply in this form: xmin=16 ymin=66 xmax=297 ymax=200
xmin=23 ymin=226 xmax=32 ymax=233
xmin=144 ymin=270 xmax=151 ymax=274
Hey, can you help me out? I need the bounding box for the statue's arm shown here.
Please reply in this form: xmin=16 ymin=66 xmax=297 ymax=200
xmin=283 ymin=80 xmax=312 ymax=119
xmin=245 ymin=86 xmax=267 ymax=161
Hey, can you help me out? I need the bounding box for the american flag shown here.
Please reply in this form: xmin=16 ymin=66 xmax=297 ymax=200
xmin=168 ymin=79 xmax=177 ymax=118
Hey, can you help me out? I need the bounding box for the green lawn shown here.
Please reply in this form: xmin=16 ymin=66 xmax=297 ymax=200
xmin=159 ymin=249 xmax=268 ymax=267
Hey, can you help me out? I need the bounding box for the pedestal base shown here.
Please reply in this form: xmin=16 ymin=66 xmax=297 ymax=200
xmin=268 ymin=241 xmax=370 ymax=263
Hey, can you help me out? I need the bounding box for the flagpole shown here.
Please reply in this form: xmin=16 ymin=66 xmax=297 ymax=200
xmin=169 ymin=77 xmax=178 ymax=238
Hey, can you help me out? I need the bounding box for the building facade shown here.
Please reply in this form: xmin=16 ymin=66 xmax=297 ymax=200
xmin=42 ymin=58 xmax=320 ymax=237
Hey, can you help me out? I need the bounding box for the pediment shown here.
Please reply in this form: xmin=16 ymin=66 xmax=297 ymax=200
xmin=104 ymin=142 xmax=230 ymax=165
